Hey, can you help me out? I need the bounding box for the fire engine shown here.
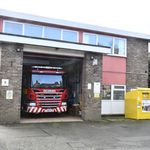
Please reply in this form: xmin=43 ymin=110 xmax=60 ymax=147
xmin=22 ymin=66 xmax=68 ymax=114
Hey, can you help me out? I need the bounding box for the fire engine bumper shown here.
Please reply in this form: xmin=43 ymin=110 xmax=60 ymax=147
xmin=26 ymin=106 xmax=67 ymax=113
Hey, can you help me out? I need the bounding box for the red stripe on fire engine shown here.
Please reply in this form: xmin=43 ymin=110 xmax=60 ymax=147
xmin=27 ymin=107 xmax=30 ymax=112
xmin=62 ymin=107 xmax=65 ymax=112
xmin=38 ymin=108 xmax=42 ymax=113
xmin=30 ymin=107 xmax=34 ymax=113
xmin=33 ymin=107 xmax=38 ymax=113
xmin=60 ymin=107 xmax=63 ymax=112
xmin=57 ymin=107 xmax=60 ymax=112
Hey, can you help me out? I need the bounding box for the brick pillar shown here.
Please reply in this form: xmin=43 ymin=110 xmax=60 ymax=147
xmin=127 ymin=38 xmax=148 ymax=91
xmin=81 ymin=52 xmax=102 ymax=121
xmin=0 ymin=43 xmax=23 ymax=124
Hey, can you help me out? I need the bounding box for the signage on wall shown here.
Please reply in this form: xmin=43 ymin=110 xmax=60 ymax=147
xmin=94 ymin=82 xmax=101 ymax=93
xmin=2 ymin=79 xmax=9 ymax=86
xmin=94 ymin=82 xmax=101 ymax=98
xmin=94 ymin=93 xmax=100 ymax=98
xmin=87 ymin=83 xmax=92 ymax=90
xmin=92 ymin=58 xmax=98 ymax=66
xmin=6 ymin=90 xmax=13 ymax=99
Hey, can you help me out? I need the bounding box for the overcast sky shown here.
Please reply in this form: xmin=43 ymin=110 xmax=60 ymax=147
xmin=0 ymin=0 xmax=150 ymax=34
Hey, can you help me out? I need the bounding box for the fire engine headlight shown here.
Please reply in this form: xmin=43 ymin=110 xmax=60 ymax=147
xmin=62 ymin=102 xmax=67 ymax=106
xmin=28 ymin=102 xmax=36 ymax=107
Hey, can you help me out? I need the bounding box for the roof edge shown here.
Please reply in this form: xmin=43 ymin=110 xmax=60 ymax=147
xmin=0 ymin=9 xmax=150 ymax=40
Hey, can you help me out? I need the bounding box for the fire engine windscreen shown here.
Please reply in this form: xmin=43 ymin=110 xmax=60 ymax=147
xmin=31 ymin=74 xmax=63 ymax=88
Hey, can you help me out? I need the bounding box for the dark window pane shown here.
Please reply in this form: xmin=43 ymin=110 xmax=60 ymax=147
xmin=24 ymin=24 xmax=42 ymax=37
xmin=63 ymin=30 xmax=78 ymax=42
xmin=114 ymin=86 xmax=125 ymax=89
xmin=4 ymin=22 xmax=23 ymax=35
xmin=44 ymin=27 xmax=61 ymax=40
xmin=83 ymin=33 xmax=97 ymax=45
xmin=114 ymin=38 xmax=125 ymax=55
xmin=113 ymin=91 xmax=124 ymax=100
xmin=102 ymin=85 xmax=111 ymax=100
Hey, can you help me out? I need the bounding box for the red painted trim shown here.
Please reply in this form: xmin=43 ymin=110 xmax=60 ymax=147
xmin=102 ymin=55 xmax=126 ymax=85
xmin=0 ymin=18 xmax=3 ymax=32
xmin=79 ymin=31 xmax=83 ymax=43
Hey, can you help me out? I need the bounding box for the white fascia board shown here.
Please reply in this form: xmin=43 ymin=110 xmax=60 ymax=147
xmin=24 ymin=45 xmax=85 ymax=58
xmin=0 ymin=34 xmax=111 ymax=54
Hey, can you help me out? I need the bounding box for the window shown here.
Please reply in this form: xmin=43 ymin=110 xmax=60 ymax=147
xmin=83 ymin=33 xmax=97 ymax=45
xmin=102 ymin=85 xmax=126 ymax=100
xmin=4 ymin=21 xmax=23 ymax=35
xmin=63 ymin=30 xmax=78 ymax=42
xmin=44 ymin=27 xmax=61 ymax=40
xmin=112 ymin=85 xmax=126 ymax=100
xmin=24 ymin=24 xmax=43 ymax=37
xmin=98 ymin=35 xmax=113 ymax=48
xmin=83 ymin=32 xmax=126 ymax=56
xmin=114 ymin=38 xmax=126 ymax=55
xmin=3 ymin=20 xmax=81 ymax=43
xmin=102 ymin=85 xmax=111 ymax=100
xmin=32 ymin=74 xmax=63 ymax=88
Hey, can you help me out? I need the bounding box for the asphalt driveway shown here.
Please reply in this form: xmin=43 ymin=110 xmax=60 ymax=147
xmin=0 ymin=119 xmax=150 ymax=150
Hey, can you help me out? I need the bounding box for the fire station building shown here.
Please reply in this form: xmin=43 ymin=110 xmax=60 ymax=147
xmin=0 ymin=9 xmax=149 ymax=124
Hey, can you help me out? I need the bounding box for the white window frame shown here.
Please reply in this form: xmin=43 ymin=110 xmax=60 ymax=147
xmin=83 ymin=32 xmax=98 ymax=45
xmin=62 ymin=29 xmax=79 ymax=42
xmin=3 ymin=20 xmax=80 ymax=43
xmin=111 ymin=85 xmax=126 ymax=101
xmin=98 ymin=34 xmax=113 ymax=53
xmin=44 ymin=26 xmax=62 ymax=40
xmin=102 ymin=84 xmax=126 ymax=101
xmin=60 ymin=29 xmax=63 ymax=40
xmin=42 ymin=26 xmax=44 ymax=38
xmin=22 ymin=23 xmax=25 ymax=35
xmin=3 ymin=20 xmax=24 ymax=34
xmin=111 ymin=37 xmax=127 ymax=57
xmin=83 ymin=32 xmax=127 ymax=57
xmin=24 ymin=23 xmax=43 ymax=38
xmin=102 ymin=36 xmax=127 ymax=57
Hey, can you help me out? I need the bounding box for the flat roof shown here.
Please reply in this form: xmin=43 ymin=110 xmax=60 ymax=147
xmin=0 ymin=9 xmax=150 ymax=40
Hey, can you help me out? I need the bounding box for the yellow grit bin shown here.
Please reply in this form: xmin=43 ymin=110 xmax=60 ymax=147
xmin=125 ymin=88 xmax=150 ymax=119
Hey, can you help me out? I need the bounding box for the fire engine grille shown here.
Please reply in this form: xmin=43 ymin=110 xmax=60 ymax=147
xmin=35 ymin=92 xmax=63 ymax=109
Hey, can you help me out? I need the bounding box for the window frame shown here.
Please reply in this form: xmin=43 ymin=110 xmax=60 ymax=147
xmin=24 ymin=23 xmax=43 ymax=38
xmin=83 ymin=32 xmax=127 ymax=57
xmin=111 ymin=37 xmax=127 ymax=57
xmin=102 ymin=85 xmax=111 ymax=100
xmin=62 ymin=29 xmax=79 ymax=42
xmin=3 ymin=20 xmax=24 ymax=35
xmin=98 ymin=34 xmax=113 ymax=48
xmin=43 ymin=26 xmax=62 ymax=40
xmin=111 ymin=85 xmax=126 ymax=101
xmin=3 ymin=20 xmax=127 ymax=56
xmin=83 ymin=32 xmax=98 ymax=45
xmin=3 ymin=20 xmax=79 ymax=43
xmin=42 ymin=26 xmax=44 ymax=38
xmin=102 ymin=84 xmax=126 ymax=101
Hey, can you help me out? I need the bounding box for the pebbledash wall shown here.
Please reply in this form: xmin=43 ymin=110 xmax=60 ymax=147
xmin=0 ymin=9 xmax=149 ymax=123
xmin=126 ymin=38 xmax=148 ymax=90
xmin=0 ymin=44 xmax=23 ymax=123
